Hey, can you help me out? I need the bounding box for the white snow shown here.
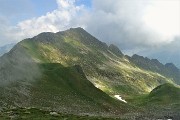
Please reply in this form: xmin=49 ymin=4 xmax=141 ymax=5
xmin=114 ymin=95 xmax=127 ymax=103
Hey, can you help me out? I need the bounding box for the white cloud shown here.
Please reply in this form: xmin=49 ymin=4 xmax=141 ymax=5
xmin=137 ymin=37 xmax=180 ymax=68
xmin=143 ymin=0 xmax=180 ymax=41
xmin=83 ymin=0 xmax=180 ymax=50
xmin=57 ymin=0 xmax=75 ymax=9
xmin=0 ymin=0 xmax=85 ymax=46
xmin=0 ymin=0 xmax=180 ymax=55
xmin=0 ymin=16 xmax=16 ymax=46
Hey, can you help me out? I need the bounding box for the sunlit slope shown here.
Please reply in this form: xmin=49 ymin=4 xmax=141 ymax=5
xmin=18 ymin=27 xmax=174 ymax=97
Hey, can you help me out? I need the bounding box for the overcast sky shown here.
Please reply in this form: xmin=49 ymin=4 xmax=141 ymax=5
xmin=0 ymin=0 xmax=180 ymax=60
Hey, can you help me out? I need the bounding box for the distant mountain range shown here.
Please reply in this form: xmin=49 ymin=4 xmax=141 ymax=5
xmin=128 ymin=54 xmax=180 ymax=84
xmin=137 ymin=38 xmax=180 ymax=69
xmin=148 ymin=51 xmax=180 ymax=69
xmin=0 ymin=27 xmax=179 ymax=119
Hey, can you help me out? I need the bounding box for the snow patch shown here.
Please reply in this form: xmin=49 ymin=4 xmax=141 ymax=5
xmin=114 ymin=95 xmax=127 ymax=103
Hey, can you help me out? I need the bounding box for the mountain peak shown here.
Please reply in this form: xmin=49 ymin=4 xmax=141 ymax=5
xmin=69 ymin=27 xmax=85 ymax=31
xmin=165 ymin=63 xmax=176 ymax=68
xmin=165 ymin=63 xmax=179 ymax=74
xmin=59 ymin=27 xmax=86 ymax=35
xmin=108 ymin=44 xmax=123 ymax=57
xmin=57 ymin=27 xmax=109 ymax=50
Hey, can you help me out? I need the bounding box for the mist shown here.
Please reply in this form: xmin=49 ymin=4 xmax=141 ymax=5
xmin=0 ymin=43 xmax=41 ymax=86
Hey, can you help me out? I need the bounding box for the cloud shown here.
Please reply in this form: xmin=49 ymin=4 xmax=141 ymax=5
xmin=137 ymin=37 xmax=180 ymax=68
xmin=83 ymin=0 xmax=180 ymax=50
xmin=0 ymin=0 xmax=85 ymax=46
xmin=0 ymin=0 xmax=35 ymax=46
xmin=0 ymin=16 xmax=17 ymax=46
xmin=0 ymin=0 xmax=179 ymax=56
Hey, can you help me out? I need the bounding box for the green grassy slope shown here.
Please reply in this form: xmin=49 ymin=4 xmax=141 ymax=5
xmin=30 ymin=63 xmax=130 ymax=114
xmin=148 ymin=83 xmax=180 ymax=105
xmin=0 ymin=62 xmax=132 ymax=115
xmin=127 ymin=83 xmax=180 ymax=114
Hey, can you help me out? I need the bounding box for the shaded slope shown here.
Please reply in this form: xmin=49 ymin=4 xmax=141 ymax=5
xmin=30 ymin=63 xmax=129 ymax=114
xmin=0 ymin=62 xmax=131 ymax=115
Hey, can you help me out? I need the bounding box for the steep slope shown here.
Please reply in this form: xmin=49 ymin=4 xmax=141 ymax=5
xmin=0 ymin=62 xmax=128 ymax=115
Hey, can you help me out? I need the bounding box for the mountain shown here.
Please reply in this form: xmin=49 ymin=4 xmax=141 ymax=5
xmin=137 ymin=37 xmax=180 ymax=69
xmin=15 ymin=27 xmax=177 ymax=96
xmin=0 ymin=43 xmax=15 ymax=56
xmin=0 ymin=27 xmax=179 ymax=119
xmin=0 ymin=28 xmax=133 ymax=116
xmin=108 ymin=44 xmax=123 ymax=57
xmin=148 ymin=51 xmax=180 ymax=69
